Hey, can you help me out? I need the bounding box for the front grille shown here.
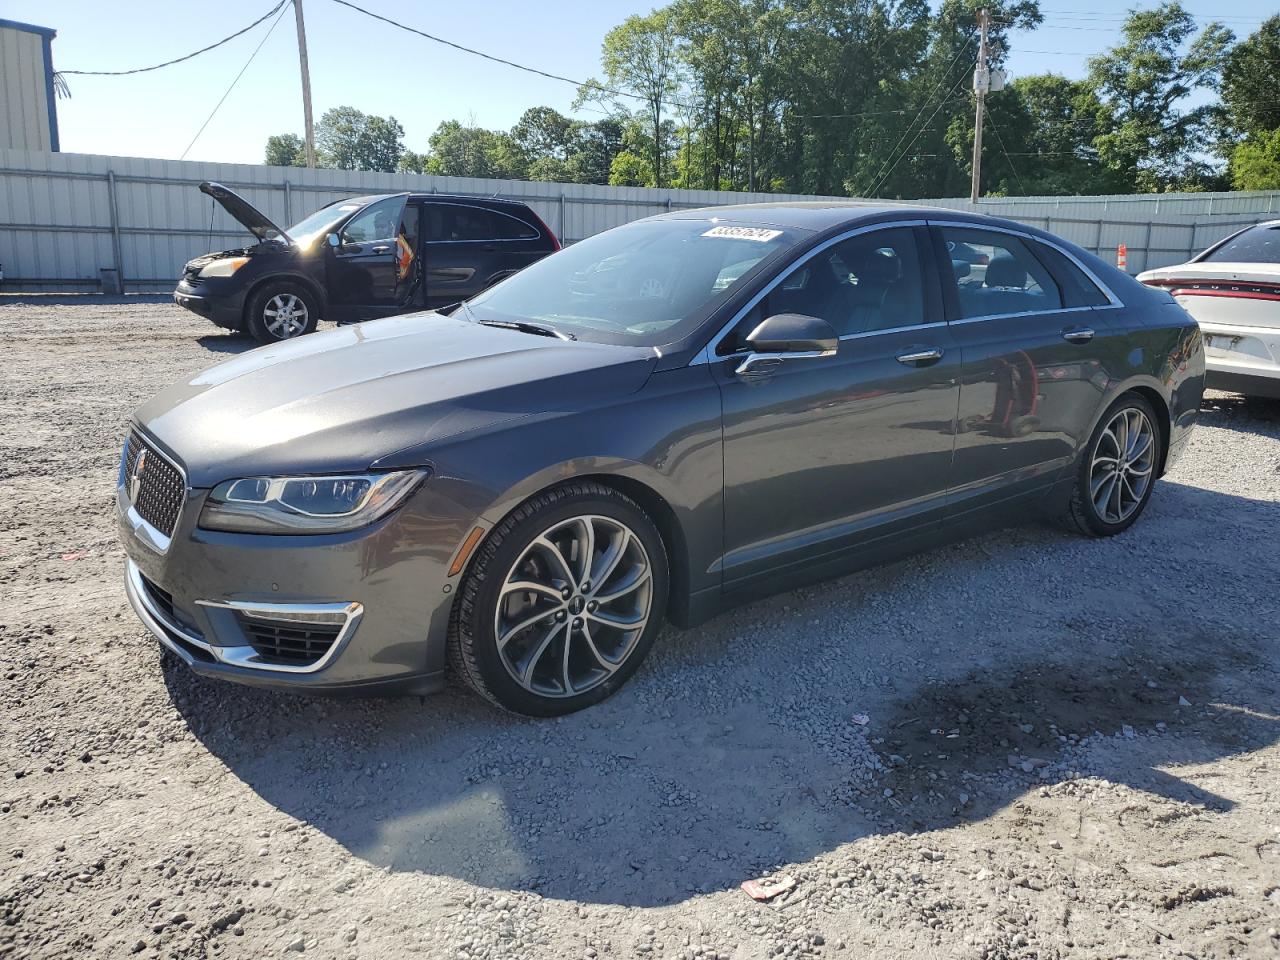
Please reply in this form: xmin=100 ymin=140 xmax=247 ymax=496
xmin=124 ymin=432 xmax=185 ymax=537
xmin=237 ymin=614 xmax=342 ymax=667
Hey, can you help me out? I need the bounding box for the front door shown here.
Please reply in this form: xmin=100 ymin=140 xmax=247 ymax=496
xmin=325 ymin=194 xmax=409 ymax=321
xmin=711 ymin=224 xmax=960 ymax=588
xmin=934 ymin=223 xmax=1118 ymax=516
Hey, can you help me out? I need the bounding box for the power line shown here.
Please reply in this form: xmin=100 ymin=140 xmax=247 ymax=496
xmin=867 ymin=55 xmax=977 ymax=198
xmin=328 ymin=0 xmax=695 ymax=113
xmin=61 ymin=1 xmax=287 ymax=75
xmin=179 ymin=2 xmax=291 ymax=160
xmin=986 ymin=111 xmax=1027 ymax=192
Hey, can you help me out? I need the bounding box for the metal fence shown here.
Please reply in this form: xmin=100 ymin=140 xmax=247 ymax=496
xmin=2 ymin=147 xmax=1278 ymax=293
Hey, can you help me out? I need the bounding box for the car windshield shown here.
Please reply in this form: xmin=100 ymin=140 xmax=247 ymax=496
xmin=287 ymin=199 xmax=372 ymax=249
xmin=1201 ymin=224 xmax=1280 ymax=264
xmin=466 ymin=218 xmax=800 ymax=346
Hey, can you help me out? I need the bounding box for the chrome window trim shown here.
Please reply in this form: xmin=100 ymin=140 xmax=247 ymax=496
xmin=119 ymin=431 xmax=188 ymax=554
xmin=422 ymin=201 xmax=541 ymax=244
xmin=691 ymin=219 xmax=930 ymax=365
xmin=947 ymin=305 xmax=1098 ymax=326
xmin=927 ymin=218 xmax=1124 ymax=313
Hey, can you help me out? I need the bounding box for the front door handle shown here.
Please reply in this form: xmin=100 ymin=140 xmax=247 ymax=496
xmin=1062 ymin=326 xmax=1095 ymax=343
xmin=371 ymin=244 xmax=392 ymax=254
xmin=896 ymin=347 xmax=944 ymax=366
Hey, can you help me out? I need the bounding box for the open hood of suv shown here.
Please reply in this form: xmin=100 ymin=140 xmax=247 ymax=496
xmin=200 ymin=181 xmax=290 ymax=243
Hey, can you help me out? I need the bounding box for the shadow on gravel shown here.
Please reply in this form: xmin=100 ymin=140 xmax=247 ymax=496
xmin=169 ymin=483 xmax=1280 ymax=908
xmin=196 ymin=333 xmax=256 ymax=355
xmin=1200 ymin=391 xmax=1280 ymax=431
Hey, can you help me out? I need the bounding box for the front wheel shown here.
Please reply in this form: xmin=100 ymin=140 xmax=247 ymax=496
xmin=246 ymin=282 xmax=319 ymax=343
xmin=448 ymin=483 xmax=669 ymax=716
xmin=1064 ymin=393 xmax=1162 ymax=537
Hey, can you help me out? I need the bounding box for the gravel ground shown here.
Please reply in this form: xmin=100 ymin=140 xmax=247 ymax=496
xmin=1 ymin=299 xmax=1278 ymax=960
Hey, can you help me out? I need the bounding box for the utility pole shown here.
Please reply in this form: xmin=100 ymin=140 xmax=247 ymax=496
xmin=970 ymin=8 xmax=990 ymax=204
xmin=293 ymin=0 xmax=317 ymax=168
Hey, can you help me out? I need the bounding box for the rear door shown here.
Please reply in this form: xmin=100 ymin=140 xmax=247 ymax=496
xmin=422 ymin=203 xmax=548 ymax=307
xmin=324 ymin=194 xmax=409 ymax=321
xmin=711 ymin=223 xmax=961 ymax=588
xmin=932 ymin=222 xmax=1120 ymax=517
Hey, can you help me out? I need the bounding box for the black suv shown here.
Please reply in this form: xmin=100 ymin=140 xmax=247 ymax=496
xmin=174 ymin=182 xmax=560 ymax=342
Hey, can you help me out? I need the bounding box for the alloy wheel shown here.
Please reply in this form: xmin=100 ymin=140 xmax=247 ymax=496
xmin=1089 ymin=406 xmax=1155 ymax=524
xmin=493 ymin=515 xmax=652 ymax=698
xmin=263 ymin=293 xmax=309 ymax=339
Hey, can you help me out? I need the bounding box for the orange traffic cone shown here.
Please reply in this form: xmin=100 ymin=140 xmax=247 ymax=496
xmin=1117 ymin=242 xmax=1128 ymax=272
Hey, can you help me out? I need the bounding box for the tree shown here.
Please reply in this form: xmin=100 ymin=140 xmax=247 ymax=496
xmin=1222 ymin=15 xmax=1280 ymax=137
xmin=1230 ymin=130 xmax=1280 ymax=190
xmin=264 ymin=133 xmax=305 ymax=167
xmin=579 ymin=9 xmax=683 ymax=186
xmin=315 ymin=106 xmax=405 ymax=172
xmin=570 ymin=118 xmax=626 ymax=185
xmin=511 ymin=107 xmax=578 ymax=165
xmin=1086 ymin=2 xmax=1234 ymax=190
xmin=421 ymin=120 xmax=524 ymax=179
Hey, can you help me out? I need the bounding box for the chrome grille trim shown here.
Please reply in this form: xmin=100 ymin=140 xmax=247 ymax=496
xmin=121 ymin=431 xmax=187 ymax=548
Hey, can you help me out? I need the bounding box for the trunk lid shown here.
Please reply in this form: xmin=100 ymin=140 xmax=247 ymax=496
xmin=1137 ymin=261 xmax=1280 ymax=330
xmin=200 ymin=181 xmax=290 ymax=244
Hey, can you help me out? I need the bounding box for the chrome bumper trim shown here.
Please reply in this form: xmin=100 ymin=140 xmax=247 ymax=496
xmin=125 ymin=559 xmax=363 ymax=675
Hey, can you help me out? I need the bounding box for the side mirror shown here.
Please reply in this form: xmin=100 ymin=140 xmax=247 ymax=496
xmin=326 ymin=233 xmax=340 ymax=248
xmin=736 ymin=313 xmax=838 ymax=377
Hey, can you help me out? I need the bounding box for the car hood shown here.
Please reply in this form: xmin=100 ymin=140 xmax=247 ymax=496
xmin=200 ymin=181 xmax=290 ymax=243
xmin=134 ymin=312 xmax=658 ymax=488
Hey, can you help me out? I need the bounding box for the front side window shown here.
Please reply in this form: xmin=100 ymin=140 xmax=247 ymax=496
xmin=1200 ymin=224 xmax=1280 ymax=263
xmin=940 ymin=227 xmax=1064 ymax=318
xmin=340 ymin=197 xmax=406 ymax=245
xmin=467 ymin=219 xmax=799 ymax=346
xmin=287 ymin=200 xmax=365 ymax=249
xmin=719 ymin=227 xmax=926 ymax=353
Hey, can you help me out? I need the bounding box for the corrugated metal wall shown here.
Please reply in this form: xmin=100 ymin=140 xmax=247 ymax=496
xmin=0 ymin=27 xmax=54 ymax=152
xmin=2 ymin=147 xmax=1278 ymax=292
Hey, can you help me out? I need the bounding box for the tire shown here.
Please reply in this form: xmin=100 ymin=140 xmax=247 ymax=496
xmin=448 ymin=482 xmax=669 ymax=717
xmin=245 ymin=281 xmax=319 ymax=343
xmin=1063 ymin=393 xmax=1162 ymax=537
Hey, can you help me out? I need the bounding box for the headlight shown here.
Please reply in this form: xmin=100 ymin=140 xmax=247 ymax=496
xmin=199 ymin=469 xmax=428 ymax=534
xmin=197 ymin=256 xmax=249 ymax=278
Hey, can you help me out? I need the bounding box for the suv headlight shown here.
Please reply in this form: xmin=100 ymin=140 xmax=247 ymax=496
xmin=197 ymin=256 xmax=249 ymax=278
xmin=199 ymin=469 xmax=428 ymax=534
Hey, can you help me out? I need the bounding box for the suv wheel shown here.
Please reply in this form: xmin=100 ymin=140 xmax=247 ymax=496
xmin=448 ymin=482 xmax=669 ymax=716
xmin=1064 ymin=393 xmax=1162 ymax=537
xmin=246 ymin=282 xmax=318 ymax=343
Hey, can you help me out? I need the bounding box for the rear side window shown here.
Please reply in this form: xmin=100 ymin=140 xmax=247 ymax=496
xmin=1031 ymin=241 xmax=1111 ymax=307
xmin=428 ymin=204 xmax=539 ymax=242
xmin=939 ymin=227 xmax=1063 ymax=318
xmin=1200 ymin=224 xmax=1280 ymax=263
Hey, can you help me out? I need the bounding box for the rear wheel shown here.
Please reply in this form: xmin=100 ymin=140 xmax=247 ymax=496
xmin=1064 ymin=393 xmax=1162 ymax=537
xmin=448 ymin=482 xmax=668 ymax=716
xmin=246 ymin=282 xmax=318 ymax=343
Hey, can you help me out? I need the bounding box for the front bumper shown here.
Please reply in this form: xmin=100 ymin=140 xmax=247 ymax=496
xmin=173 ymin=278 xmax=248 ymax=331
xmin=117 ymin=454 xmax=475 ymax=696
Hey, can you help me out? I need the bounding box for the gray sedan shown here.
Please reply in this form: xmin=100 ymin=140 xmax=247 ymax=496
xmin=119 ymin=204 xmax=1204 ymax=716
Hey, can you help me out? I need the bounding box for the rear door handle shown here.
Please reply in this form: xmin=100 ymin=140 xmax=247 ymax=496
xmin=1062 ymin=326 xmax=1095 ymax=343
xmin=896 ymin=347 xmax=944 ymax=366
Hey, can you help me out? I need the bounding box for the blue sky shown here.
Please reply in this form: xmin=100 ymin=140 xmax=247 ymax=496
xmin=7 ymin=0 xmax=1274 ymax=165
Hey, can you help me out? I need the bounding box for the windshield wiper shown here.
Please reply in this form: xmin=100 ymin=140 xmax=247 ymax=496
xmin=476 ymin=319 xmax=576 ymax=341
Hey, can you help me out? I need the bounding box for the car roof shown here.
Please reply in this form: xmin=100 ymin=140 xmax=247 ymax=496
xmin=329 ymin=192 xmax=533 ymax=208
xmin=657 ymin=200 xmax=1027 ymax=233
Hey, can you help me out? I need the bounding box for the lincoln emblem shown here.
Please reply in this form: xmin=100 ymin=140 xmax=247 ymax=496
xmin=128 ymin=448 xmax=147 ymax=505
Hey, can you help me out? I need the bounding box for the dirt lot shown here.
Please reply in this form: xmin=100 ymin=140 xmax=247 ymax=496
xmin=1 ymin=299 xmax=1278 ymax=960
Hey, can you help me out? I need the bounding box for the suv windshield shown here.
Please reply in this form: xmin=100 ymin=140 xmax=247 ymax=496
xmin=287 ymin=199 xmax=372 ymax=249
xmin=1201 ymin=224 xmax=1280 ymax=264
xmin=466 ymin=219 xmax=799 ymax=346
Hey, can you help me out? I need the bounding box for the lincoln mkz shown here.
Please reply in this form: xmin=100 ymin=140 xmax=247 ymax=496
xmin=120 ymin=203 xmax=1204 ymax=716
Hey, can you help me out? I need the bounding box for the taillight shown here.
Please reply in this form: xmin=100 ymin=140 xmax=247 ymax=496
xmin=527 ymin=209 xmax=560 ymax=251
xmin=1142 ymin=277 xmax=1280 ymax=302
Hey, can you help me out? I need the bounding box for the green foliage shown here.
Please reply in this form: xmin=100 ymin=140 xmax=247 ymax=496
xmin=264 ymin=133 xmax=305 ymax=167
xmin=1231 ymin=130 xmax=1280 ymax=190
xmin=1222 ymin=15 xmax=1280 ymax=137
xmin=316 ymin=106 xmax=405 ymax=172
xmin=266 ymin=0 xmax=1272 ymax=197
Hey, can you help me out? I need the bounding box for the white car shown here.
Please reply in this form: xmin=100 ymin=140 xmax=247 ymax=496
xmin=1138 ymin=220 xmax=1280 ymax=398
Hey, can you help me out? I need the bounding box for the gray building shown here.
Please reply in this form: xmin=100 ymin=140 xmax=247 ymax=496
xmin=0 ymin=18 xmax=59 ymax=152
